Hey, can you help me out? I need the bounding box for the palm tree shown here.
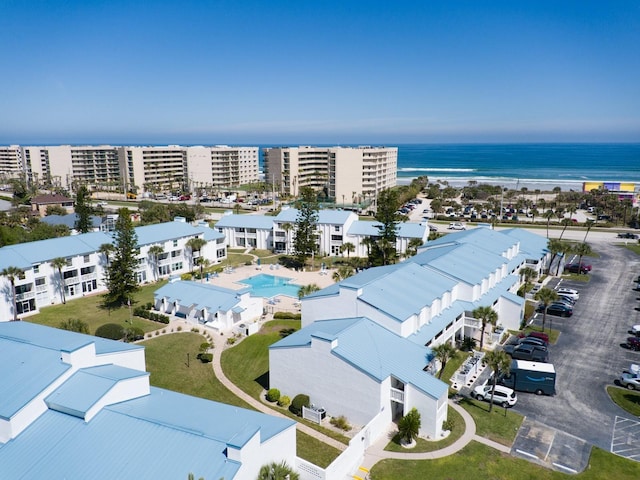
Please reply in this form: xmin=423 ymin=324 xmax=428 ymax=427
xmin=558 ymin=217 xmax=573 ymax=241
xmin=99 ymin=243 xmax=115 ymax=267
xmin=148 ymin=244 xmax=164 ymax=281
xmin=397 ymin=407 xmax=421 ymax=445
xmin=432 ymin=342 xmax=457 ymax=379
xmin=574 ymin=242 xmax=592 ymax=272
xmin=281 ymin=222 xmax=294 ymax=254
xmin=406 ymin=238 xmax=424 ymax=257
xmin=535 ymin=287 xmax=558 ymax=332
xmin=555 ymin=240 xmax=573 ymax=275
xmin=186 ymin=237 xmax=207 ymax=278
xmin=340 ymin=242 xmax=355 ymax=258
xmin=518 ymin=267 xmax=537 ymax=297
xmin=332 ymin=265 xmax=355 ymax=282
xmin=484 ymin=350 xmax=512 ymax=412
xmin=544 ymin=209 xmax=555 ymax=238
xmin=297 ymin=283 xmax=321 ymax=299
xmin=583 ymin=219 xmax=595 ymax=242
xmin=546 ymin=238 xmax=562 ymax=274
xmin=1 ymin=266 xmax=23 ymax=321
xmin=472 ymin=306 xmax=498 ymax=350
xmin=361 ymin=236 xmax=374 ymax=258
xmin=50 ymin=257 xmax=67 ymax=304
xmin=257 ymin=461 xmax=299 ymax=480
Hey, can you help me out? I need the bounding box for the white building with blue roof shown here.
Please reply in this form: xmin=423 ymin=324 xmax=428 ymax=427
xmin=153 ymin=280 xmax=262 ymax=331
xmin=215 ymin=207 xmax=428 ymax=257
xmin=0 ymin=219 xmax=227 ymax=321
xmin=269 ymin=228 xmax=550 ymax=444
xmin=0 ymin=322 xmax=296 ymax=480
xmin=269 ymin=317 xmax=449 ymax=440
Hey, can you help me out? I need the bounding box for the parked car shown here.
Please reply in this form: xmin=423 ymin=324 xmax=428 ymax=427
xmin=178 ymin=194 xmax=191 ymax=201
xmin=448 ymin=222 xmax=466 ymax=230
xmin=618 ymin=372 xmax=640 ymax=390
xmin=556 ymin=288 xmax=579 ymax=300
xmin=428 ymin=224 xmax=438 ymax=232
xmin=472 ymin=384 xmax=517 ymax=407
xmin=504 ymin=344 xmax=549 ymax=362
xmin=536 ymin=303 xmax=573 ymax=317
xmin=626 ymin=337 xmax=640 ymax=351
xmin=95 ymin=201 xmax=108 ymax=207
xmin=618 ymin=232 xmax=639 ymax=239
xmin=557 ymin=294 xmax=576 ymax=305
xmin=518 ymin=331 xmax=550 ymax=344
xmin=517 ymin=336 xmax=548 ymax=348
xmin=552 ymin=298 xmax=575 ymax=308
xmin=565 ymin=263 xmax=591 ymax=274
xmin=629 ymin=325 xmax=640 ymax=337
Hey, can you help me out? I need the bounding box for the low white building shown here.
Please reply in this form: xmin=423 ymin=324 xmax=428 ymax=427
xmin=269 ymin=317 xmax=449 ymax=439
xmin=153 ymin=280 xmax=263 ymax=331
xmin=0 ymin=321 xmax=296 ymax=480
xmin=0 ymin=220 xmax=227 ymax=321
xmin=215 ymin=207 xmax=428 ymax=257
xmin=269 ymin=227 xmax=551 ymax=450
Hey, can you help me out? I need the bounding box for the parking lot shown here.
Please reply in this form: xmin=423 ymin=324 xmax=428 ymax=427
xmin=512 ymin=241 xmax=640 ymax=461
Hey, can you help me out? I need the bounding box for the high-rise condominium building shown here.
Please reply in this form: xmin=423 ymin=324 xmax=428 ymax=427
xmin=3 ymin=145 xmax=258 ymax=194
xmin=263 ymin=146 xmax=397 ymax=205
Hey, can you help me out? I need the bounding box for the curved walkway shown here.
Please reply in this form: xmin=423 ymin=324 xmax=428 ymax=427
xmin=202 ymin=323 xmax=512 ymax=469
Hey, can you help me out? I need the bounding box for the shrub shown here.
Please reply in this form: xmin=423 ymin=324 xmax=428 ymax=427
xmin=124 ymin=327 xmax=145 ymax=342
xmin=290 ymin=394 xmax=310 ymax=416
xmin=145 ymin=302 xmax=153 ymax=310
xmin=442 ymin=418 xmax=455 ymax=431
xmin=273 ymin=312 xmax=302 ymax=320
xmin=95 ymin=323 xmax=125 ymax=340
xmin=226 ymin=337 xmax=236 ymax=345
xmin=330 ymin=415 xmax=352 ymax=431
xmin=277 ymin=395 xmax=291 ymax=408
xmin=266 ymin=388 xmax=281 ymax=403
xmin=177 ymin=326 xmax=182 ymax=331
xmin=398 ymin=408 xmax=421 ymax=444
xmin=200 ymin=342 xmax=211 ymax=353
xmin=460 ymin=337 xmax=477 ymax=352
xmin=180 ymin=273 xmax=192 ymax=281
xmin=198 ymin=353 xmax=213 ymax=363
xmin=59 ymin=318 xmax=90 ymax=334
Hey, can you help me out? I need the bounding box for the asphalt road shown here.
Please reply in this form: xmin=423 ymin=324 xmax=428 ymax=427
xmin=513 ymin=240 xmax=640 ymax=450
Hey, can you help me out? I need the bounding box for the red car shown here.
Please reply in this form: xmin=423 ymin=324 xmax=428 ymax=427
xmin=518 ymin=331 xmax=550 ymax=344
xmin=627 ymin=337 xmax=640 ymax=351
xmin=178 ymin=194 xmax=191 ymax=201
xmin=565 ymin=263 xmax=591 ymax=274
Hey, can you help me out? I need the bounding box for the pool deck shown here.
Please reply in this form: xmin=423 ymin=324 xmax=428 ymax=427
xmin=205 ymin=263 xmax=337 ymax=313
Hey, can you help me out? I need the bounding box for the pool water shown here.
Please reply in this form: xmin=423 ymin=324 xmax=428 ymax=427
xmin=238 ymin=274 xmax=301 ymax=298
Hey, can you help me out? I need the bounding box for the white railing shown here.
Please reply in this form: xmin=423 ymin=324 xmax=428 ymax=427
xmin=81 ymin=272 xmax=97 ymax=281
xmin=302 ymin=406 xmax=323 ymax=424
xmin=464 ymin=317 xmax=481 ymax=329
xmin=16 ymin=291 xmax=35 ymax=301
xmin=296 ymin=458 xmax=325 ymax=480
xmin=35 ymin=285 xmax=47 ymax=293
xmin=64 ymin=277 xmax=79 ymax=286
xmin=390 ymin=387 xmax=405 ymax=403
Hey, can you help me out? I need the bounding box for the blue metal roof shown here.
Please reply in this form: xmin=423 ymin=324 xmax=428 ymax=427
xmin=275 ymin=208 xmax=355 ymax=225
xmin=271 ymin=317 xmax=448 ymax=399
xmin=408 ymin=304 xmax=466 ymax=346
xmin=45 ymin=365 xmax=149 ymax=419
xmin=501 ymin=228 xmax=550 ymax=259
xmin=348 ymin=220 xmax=426 ymax=238
xmin=154 ymin=280 xmax=248 ymax=312
xmin=356 ymin=262 xmax=459 ymax=321
xmin=41 ymin=213 xmax=104 ymax=229
xmin=215 ymin=214 xmax=275 ymax=230
xmin=135 ymin=221 xmax=223 ymax=246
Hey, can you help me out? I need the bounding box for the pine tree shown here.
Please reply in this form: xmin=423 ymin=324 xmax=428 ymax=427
xmin=104 ymin=208 xmax=139 ymax=306
xmin=74 ymin=185 xmax=92 ymax=233
xmin=293 ymin=187 xmax=319 ymax=266
xmin=371 ymin=188 xmax=401 ymax=265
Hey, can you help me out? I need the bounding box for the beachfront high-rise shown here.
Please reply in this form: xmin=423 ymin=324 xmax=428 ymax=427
xmin=1 ymin=145 xmax=259 ymax=195
xmin=264 ymin=146 xmax=397 ymax=206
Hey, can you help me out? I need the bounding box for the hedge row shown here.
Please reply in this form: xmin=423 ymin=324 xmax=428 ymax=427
xmin=273 ymin=312 xmax=302 ymax=320
xmin=133 ymin=307 xmax=170 ymax=324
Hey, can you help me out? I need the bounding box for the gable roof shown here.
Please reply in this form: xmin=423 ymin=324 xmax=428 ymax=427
xmin=347 ymin=220 xmax=427 ymax=239
xmin=215 ymin=214 xmax=275 ymax=230
xmin=275 ymin=208 xmax=355 ymax=225
xmin=154 ymin=280 xmax=248 ymax=312
xmin=135 ymin=221 xmax=223 ymax=246
xmin=271 ymin=317 xmax=448 ymax=400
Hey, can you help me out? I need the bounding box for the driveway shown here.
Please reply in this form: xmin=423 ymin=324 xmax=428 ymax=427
xmin=513 ymin=240 xmax=640 ymax=456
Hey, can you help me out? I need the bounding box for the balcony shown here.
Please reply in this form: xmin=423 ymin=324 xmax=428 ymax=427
xmin=64 ymin=276 xmax=79 ymax=286
xmin=16 ymin=291 xmax=35 ymax=301
xmin=464 ymin=317 xmax=481 ymax=329
xmin=81 ymin=272 xmax=97 ymax=282
xmin=390 ymin=387 xmax=405 ymax=404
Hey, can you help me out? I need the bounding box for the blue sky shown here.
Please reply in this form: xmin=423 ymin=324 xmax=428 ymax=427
xmin=2 ymin=0 xmax=639 ymax=144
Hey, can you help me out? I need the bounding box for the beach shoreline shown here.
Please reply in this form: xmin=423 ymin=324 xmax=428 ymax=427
xmin=397 ymin=176 xmax=587 ymax=192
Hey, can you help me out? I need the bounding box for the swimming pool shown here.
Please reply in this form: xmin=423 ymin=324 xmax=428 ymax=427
xmin=237 ymin=274 xmax=301 ymax=298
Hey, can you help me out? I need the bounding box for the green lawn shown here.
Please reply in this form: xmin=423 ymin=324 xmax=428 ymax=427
xmin=26 ymin=281 xmax=167 ymax=335
xmin=142 ymin=332 xmax=254 ymax=410
xmin=385 ymin=406 xmax=464 ymax=453
xmin=607 ymin=385 xmax=640 ymax=416
xmin=520 ymin=325 xmax=560 ymax=344
xmin=561 ymin=272 xmax=591 ymax=282
xmin=296 ymin=431 xmax=342 ymax=469
xmin=371 ymin=441 xmax=640 ymax=480
xmin=458 ymin=397 xmax=523 ymax=446
xmin=623 ymin=243 xmax=640 ymax=255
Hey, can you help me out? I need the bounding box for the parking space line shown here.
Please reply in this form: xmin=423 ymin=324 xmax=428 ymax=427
xmin=515 ymin=449 xmax=539 ymax=460
xmin=552 ymin=462 xmax=578 ymax=474
xmin=543 ymin=430 xmax=556 ymax=461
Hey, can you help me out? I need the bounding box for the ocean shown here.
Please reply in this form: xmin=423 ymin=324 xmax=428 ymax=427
xmin=395 ymin=143 xmax=640 ymax=191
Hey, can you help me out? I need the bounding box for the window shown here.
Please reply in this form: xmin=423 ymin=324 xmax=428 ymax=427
xmin=35 ymin=277 xmax=46 ymax=287
xmin=80 ymin=266 xmax=93 ymax=275
xmin=334 ymin=225 xmax=340 ymax=232
xmin=65 ymin=258 xmax=72 ymax=267
xmin=171 ymin=250 xmax=181 ymax=258
xmin=33 ymin=264 xmax=40 ymax=273
xmin=173 ymin=240 xmax=178 ymax=247
xmin=236 ymin=227 xmax=245 ymax=233
xmin=136 ymin=271 xmax=147 ymax=283
xmin=83 ymin=255 xmax=90 ymax=263
xmin=217 ymin=249 xmax=226 ymax=258
xmin=331 ymin=235 xmax=342 ymax=241
xmin=171 ymin=262 xmax=183 ymax=272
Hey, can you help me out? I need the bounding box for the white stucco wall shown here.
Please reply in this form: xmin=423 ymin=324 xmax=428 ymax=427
xmin=404 ymin=384 xmax=446 ymax=439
